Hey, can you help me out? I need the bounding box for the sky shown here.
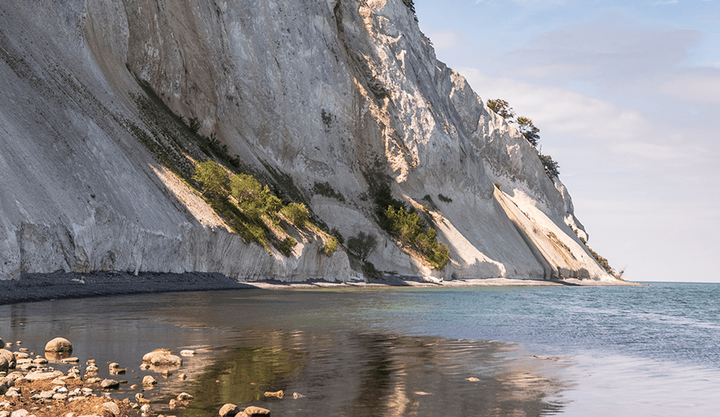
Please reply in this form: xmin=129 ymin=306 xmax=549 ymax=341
xmin=413 ymin=0 xmax=720 ymax=282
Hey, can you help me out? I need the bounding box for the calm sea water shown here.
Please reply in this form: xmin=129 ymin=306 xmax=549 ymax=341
xmin=1 ymin=282 xmax=718 ymax=416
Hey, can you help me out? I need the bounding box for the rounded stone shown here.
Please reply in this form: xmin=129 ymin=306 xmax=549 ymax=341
xmin=142 ymin=349 xmax=182 ymax=366
xmin=218 ymin=403 xmax=239 ymax=417
xmin=0 ymin=350 xmax=17 ymax=369
xmin=104 ymin=401 xmax=121 ymax=416
xmin=177 ymin=392 xmax=193 ymax=401
xmin=100 ymin=379 xmax=120 ymax=389
xmin=45 ymin=337 xmax=73 ymax=353
xmin=142 ymin=375 xmax=157 ymax=386
xmin=244 ymin=406 xmax=270 ymax=416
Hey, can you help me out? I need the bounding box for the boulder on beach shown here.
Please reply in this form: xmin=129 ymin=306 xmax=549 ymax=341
xmin=142 ymin=349 xmax=182 ymax=366
xmin=104 ymin=401 xmax=121 ymax=416
xmin=177 ymin=392 xmax=194 ymax=401
xmin=0 ymin=349 xmax=15 ymax=369
xmin=23 ymin=370 xmax=64 ymax=381
xmin=100 ymin=379 xmax=120 ymax=389
xmin=142 ymin=375 xmax=157 ymax=386
xmin=244 ymin=406 xmax=271 ymax=416
xmin=218 ymin=403 xmax=239 ymax=417
xmin=45 ymin=337 xmax=73 ymax=353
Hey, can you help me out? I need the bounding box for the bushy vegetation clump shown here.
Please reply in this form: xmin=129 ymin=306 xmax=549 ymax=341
xmin=539 ymin=154 xmax=560 ymax=180
xmin=347 ymin=231 xmax=377 ymax=262
xmin=192 ymin=160 xmax=318 ymax=254
xmin=323 ymin=236 xmax=339 ymax=256
xmin=282 ymin=203 xmax=310 ymax=228
xmin=231 ymin=173 xmax=283 ymax=222
xmin=438 ymin=194 xmax=453 ymax=203
xmin=368 ymin=180 xmax=449 ymax=269
xmin=193 ymin=160 xmax=229 ymax=200
xmin=279 ymin=237 xmax=297 ymax=257
xmin=313 ymin=181 xmax=345 ymax=202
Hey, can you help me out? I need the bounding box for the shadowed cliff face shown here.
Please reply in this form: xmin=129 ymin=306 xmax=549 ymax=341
xmin=0 ymin=0 xmax=612 ymax=282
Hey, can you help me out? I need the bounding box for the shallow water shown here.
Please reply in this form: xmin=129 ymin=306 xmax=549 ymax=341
xmin=1 ymin=282 xmax=719 ymax=416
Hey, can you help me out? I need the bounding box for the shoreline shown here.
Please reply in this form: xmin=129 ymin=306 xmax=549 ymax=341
xmin=0 ymin=271 xmax=641 ymax=305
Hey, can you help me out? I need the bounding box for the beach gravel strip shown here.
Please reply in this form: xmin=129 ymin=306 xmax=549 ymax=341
xmin=0 ymin=271 xmax=251 ymax=305
xmin=0 ymin=271 xmax=641 ymax=306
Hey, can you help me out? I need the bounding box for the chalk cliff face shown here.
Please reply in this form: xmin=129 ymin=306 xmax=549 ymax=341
xmin=0 ymin=0 xmax=613 ymax=282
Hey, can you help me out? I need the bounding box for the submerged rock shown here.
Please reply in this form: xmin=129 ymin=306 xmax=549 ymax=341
xmin=264 ymin=390 xmax=284 ymax=399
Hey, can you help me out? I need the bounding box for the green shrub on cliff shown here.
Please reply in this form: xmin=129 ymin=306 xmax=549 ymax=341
xmin=193 ymin=160 xmax=228 ymax=200
xmin=191 ymin=161 xmax=317 ymax=252
xmin=282 ymin=203 xmax=310 ymax=228
xmin=539 ymin=154 xmax=560 ymax=180
xmin=347 ymin=231 xmax=377 ymax=262
xmin=279 ymin=237 xmax=297 ymax=257
xmin=323 ymin=236 xmax=339 ymax=256
xmin=364 ymin=175 xmax=449 ymax=269
xmin=231 ymin=173 xmax=282 ymax=222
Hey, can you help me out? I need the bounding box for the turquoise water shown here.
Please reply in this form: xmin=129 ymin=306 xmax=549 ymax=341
xmin=1 ymin=282 xmax=719 ymax=415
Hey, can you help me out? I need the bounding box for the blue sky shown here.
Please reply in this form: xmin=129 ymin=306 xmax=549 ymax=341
xmin=414 ymin=0 xmax=720 ymax=282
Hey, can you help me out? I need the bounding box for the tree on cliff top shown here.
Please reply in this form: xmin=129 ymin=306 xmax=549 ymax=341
xmin=517 ymin=116 xmax=540 ymax=147
xmin=539 ymin=154 xmax=560 ymax=180
xmin=487 ymin=99 xmax=516 ymax=122
xmin=402 ymin=0 xmax=416 ymax=14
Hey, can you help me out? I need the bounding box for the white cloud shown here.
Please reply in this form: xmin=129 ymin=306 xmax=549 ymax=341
xmin=458 ymin=67 xmax=651 ymax=141
xmin=659 ymin=68 xmax=720 ymax=103
xmin=499 ymin=14 xmax=702 ymax=87
xmin=427 ymin=30 xmax=464 ymax=52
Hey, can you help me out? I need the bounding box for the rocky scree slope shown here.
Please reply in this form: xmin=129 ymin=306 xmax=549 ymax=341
xmin=0 ymin=0 xmax=614 ymax=282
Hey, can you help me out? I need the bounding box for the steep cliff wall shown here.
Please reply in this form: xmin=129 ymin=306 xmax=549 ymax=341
xmin=0 ymin=0 xmax=614 ymax=282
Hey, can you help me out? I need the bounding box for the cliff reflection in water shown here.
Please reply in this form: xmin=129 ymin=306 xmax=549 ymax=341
xmin=181 ymin=329 xmax=569 ymax=416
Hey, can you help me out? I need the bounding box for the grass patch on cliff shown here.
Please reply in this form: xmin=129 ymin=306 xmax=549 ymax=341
xmin=313 ymin=181 xmax=345 ymax=202
xmin=193 ymin=160 xmax=341 ymax=257
xmin=364 ymin=173 xmax=449 ymax=269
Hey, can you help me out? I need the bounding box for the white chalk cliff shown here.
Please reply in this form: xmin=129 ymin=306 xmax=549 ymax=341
xmin=0 ymin=0 xmax=615 ymax=282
